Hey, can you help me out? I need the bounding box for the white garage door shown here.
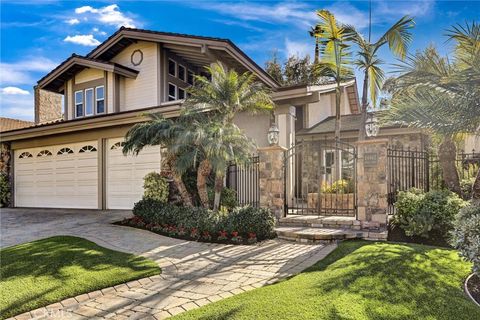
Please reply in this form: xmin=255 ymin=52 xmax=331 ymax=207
xmin=106 ymin=138 xmax=161 ymax=209
xmin=14 ymin=142 xmax=98 ymax=208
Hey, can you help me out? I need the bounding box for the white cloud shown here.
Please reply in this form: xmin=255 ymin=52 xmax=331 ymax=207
xmin=92 ymin=27 xmax=107 ymax=35
xmin=326 ymin=2 xmax=369 ymax=29
xmin=375 ymin=0 xmax=435 ymax=18
xmin=66 ymin=18 xmax=80 ymax=25
xmin=0 ymin=92 xmax=34 ymax=120
xmin=0 ymin=57 xmax=58 ymax=86
xmin=194 ymin=2 xmax=316 ymax=28
xmin=1 ymin=87 xmax=30 ymax=95
xmin=74 ymin=4 xmax=136 ymax=28
xmin=64 ymin=34 xmax=101 ymax=46
xmin=285 ymin=38 xmax=312 ymax=58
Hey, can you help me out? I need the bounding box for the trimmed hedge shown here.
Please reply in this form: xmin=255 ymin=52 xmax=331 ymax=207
xmin=130 ymin=199 xmax=276 ymax=243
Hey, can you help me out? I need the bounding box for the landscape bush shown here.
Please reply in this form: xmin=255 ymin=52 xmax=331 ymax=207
xmin=450 ymin=205 xmax=480 ymax=275
xmin=130 ymin=199 xmax=276 ymax=244
xmin=393 ymin=188 xmax=467 ymax=238
xmin=460 ymin=177 xmax=475 ymax=200
xmin=208 ymin=187 xmax=239 ymax=211
xmin=0 ymin=173 xmax=10 ymax=208
xmin=142 ymin=172 xmax=169 ymax=203
xmin=321 ymin=179 xmax=354 ymax=194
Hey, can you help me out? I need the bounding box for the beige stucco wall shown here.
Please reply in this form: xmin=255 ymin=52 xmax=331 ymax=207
xmin=75 ymin=68 xmax=104 ymax=84
xmin=111 ymin=41 xmax=159 ymax=111
xmin=234 ymin=112 xmax=271 ymax=148
xmin=106 ymin=72 xmax=114 ymax=113
xmin=305 ymin=89 xmax=352 ymax=129
xmin=464 ymin=134 xmax=480 ymax=152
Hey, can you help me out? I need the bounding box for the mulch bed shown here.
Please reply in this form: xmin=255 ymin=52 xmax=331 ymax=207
xmin=387 ymin=224 xmax=451 ymax=248
xmin=466 ymin=274 xmax=480 ymax=306
xmin=114 ymin=217 xmax=270 ymax=245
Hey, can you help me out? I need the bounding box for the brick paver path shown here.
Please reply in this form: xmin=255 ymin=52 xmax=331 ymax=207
xmin=1 ymin=209 xmax=336 ymax=320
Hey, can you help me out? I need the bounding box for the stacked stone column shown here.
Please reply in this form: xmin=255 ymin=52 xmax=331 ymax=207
xmin=258 ymin=146 xmax=286 ymax=219
xmin=355 ymin=139 xmax=389 ymax=230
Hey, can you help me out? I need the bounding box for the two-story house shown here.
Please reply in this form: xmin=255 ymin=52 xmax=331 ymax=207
xmin=1 ymin=27 xmax=422 ymax=210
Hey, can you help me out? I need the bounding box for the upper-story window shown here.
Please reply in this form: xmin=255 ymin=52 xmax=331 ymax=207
xmin=96 ymin=86 xmax=105 ymax=114
xmin=75 ymin=85 xmax=105 ymax=118
xmin=75 ymin=91 xmax=84 ymax=117
xmin=178 ymin=64 xmax=186 ymax=82
xmin=168 ymin=59 xmax=176 ymax=77
xmin=168 ymin=83 xmax=177 ymax=101
xmin=187 ymin=70 xmax=195 ymax=85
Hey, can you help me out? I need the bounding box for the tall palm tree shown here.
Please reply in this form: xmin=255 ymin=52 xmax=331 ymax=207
xmin=382 ymin=22 xmax=480 ymax=199
xmin=183 ymin=62 xmax=274 ymax=210
xmin=344 ymin=16 xmax=415 ymax=140
xmin=312 ymin=10 xmax=353 ymax=142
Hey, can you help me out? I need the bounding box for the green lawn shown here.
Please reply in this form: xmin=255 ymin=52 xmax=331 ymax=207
xmin=0 ymin=236 xmax=160 ymax=319
xmin=173 ymin=241 xmax=479 ymax=320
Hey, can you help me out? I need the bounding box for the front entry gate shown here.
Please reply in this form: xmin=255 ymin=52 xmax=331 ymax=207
xmin=284 ymin=139 xmax=357 ymax=217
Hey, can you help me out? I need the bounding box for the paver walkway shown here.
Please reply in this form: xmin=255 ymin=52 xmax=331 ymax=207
xmin=1 ymin=208 xmax=336 ymax=320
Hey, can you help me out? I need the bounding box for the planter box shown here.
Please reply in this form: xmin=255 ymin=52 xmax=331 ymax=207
xmin=307 ymin=193 xmax=355 ymax=210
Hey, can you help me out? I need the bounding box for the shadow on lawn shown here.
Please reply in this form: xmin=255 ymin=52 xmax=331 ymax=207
xmin=303 ymin=241 xmax=478 ymax=319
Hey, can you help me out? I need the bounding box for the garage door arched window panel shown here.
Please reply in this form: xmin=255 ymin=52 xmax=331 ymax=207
xmin=79 ymin=145 xmax=97 ymax=153
xmin=57 ymin=148 xmax=74 ymax=155
xmin=19 ymin=152 xmax=33 ymax=159
xmin=37 ymin=150 xmax=53 ymax=157
xmin=110 ymin=142 xmax=126 ymax=150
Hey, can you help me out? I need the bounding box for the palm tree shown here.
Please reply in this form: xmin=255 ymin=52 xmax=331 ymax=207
xmin=183 ymin=62 xmax=274 ymax=210
xmin=122 ymin=114 xmax=195 ymax=207
xmin=382 ymin=22 xmax=480 ymax=199
xmin=344 ymin=16 xmax=415 ymax=140
xmin=312 ymin=10 xmax=353 ymax=142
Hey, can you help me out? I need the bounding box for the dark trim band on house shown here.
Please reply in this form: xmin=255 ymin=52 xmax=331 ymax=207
xmin=37 ymin=55 xmax=139 ymax=93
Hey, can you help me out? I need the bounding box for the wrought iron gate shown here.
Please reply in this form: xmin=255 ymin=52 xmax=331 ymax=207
xmin=284 ymin=139 xmax=357 ymax=217
xmin=226 ymin=156 xmax=260 ymax=207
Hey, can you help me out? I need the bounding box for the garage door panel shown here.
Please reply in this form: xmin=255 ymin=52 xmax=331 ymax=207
xmin=14 ymin=142 xmax=98 ymax=209
xmin=106 ymin=138 xmax=160 ymax=209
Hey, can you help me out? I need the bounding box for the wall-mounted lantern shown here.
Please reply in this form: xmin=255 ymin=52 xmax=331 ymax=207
xmin=267 ymin=124 xmax=280 ymax=146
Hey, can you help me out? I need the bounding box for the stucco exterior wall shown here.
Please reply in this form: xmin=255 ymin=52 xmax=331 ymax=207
xmin=305 ymin=89 xmax=353 ymax=129
xmin=234 ymin=112 xmax=271 ymax=148
xmin=111 ymin=41 xmax=159 ymax=111
xmin=464 ymin=134 xmax=480 ymax=152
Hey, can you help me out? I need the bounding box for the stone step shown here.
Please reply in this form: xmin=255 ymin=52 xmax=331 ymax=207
xmin=275 ymin=226 xmax=387 ymax=243
xmin=278 ymin=215 xmax=360 ymax=230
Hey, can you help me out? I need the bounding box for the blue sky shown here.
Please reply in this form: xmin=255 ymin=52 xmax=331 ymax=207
xmin=1 ymin=0 xmax=479 ymax=120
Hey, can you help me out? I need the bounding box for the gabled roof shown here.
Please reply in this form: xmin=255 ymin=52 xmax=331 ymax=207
xmin=85 ymin=27 xmax=279 ymax=88
xmin=0 ymin=117 xmax=34 ymax=132
xmin=37 ymin=54 xmax=139 ymax=92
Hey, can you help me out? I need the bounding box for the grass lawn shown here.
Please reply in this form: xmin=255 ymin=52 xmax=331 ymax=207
xmin=0 ymin=236 xmax=160 ymax=319
xmin=173 ymin=241 xmax=479 ymax=320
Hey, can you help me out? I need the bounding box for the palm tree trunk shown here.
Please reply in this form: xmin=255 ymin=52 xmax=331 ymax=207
xmin=358 ymin=70 xmax=369 ymax=140
xmin=213 ymin=172 xmax=224 ymax=211
xmin=197 ymin=159 xmax=212 ymax=208
xmin=472 ymin=168 xmax=480 ymax=205
xmin=172 ymin=171 xmax=193 ymax=207
xmin=438 ymin=137 xmax=461 ymax=195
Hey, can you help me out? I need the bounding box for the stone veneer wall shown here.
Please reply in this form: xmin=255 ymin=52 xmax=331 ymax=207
xmin=0 ymin=142 xmax=12 ymax=207
xmin=355 ymin=139 xmax=389 ymax=229
xmin=258 ymin=146 xmax=286 ymax=219
xmin=34 ymin=88 xmax=62 ymax=124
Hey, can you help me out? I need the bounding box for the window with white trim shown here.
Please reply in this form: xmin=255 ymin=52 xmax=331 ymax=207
xmin=178 ymin=87 xmax=185 ymax=100
xmin=75 ymin=91 xmax=83 ymax=117
xmin=168 ymin=59 xmax=176 ymax=77
xmin=79 ymin=145 xmax=97 ymax=153
xmin=178 ymin=64 xmax=186 ymax=82
xmin=96 ymin=86 xmax=105 ymax=114
xmin=37 ymin=150 xmax=53 ymax=157
xmin=85 ymin=88 xmax=94 ymax=116
xmin=19 ymin=152 xmax=33 ymax=159
xmin=187 ymin=70 xmax=195 ymax=85
xmin=168 ymin=83 xmax=177 ymax=101
xmin=57 ymin=148 xmax=74 ymax=155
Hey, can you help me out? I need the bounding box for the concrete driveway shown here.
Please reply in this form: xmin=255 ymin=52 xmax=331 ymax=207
xmin=1 ymin=208 xmax=335 ymax=320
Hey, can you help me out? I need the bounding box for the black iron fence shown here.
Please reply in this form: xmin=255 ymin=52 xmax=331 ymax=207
xmin=226 ymin=156 xmax=260 ymax=207
xmin=387 ymin=146 xmax=479 ymax=214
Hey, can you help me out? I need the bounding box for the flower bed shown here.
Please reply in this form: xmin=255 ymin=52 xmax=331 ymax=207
xmin=117 ymin=199 xmax=276 ymax=245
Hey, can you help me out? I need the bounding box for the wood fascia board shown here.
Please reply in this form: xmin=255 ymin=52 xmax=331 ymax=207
xmin=2 ymin=105 xmax=181 ymax=142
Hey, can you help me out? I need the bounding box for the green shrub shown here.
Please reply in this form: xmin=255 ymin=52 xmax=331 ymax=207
xmin=460 ymin=177 xmax=475 ymax=200
xmin=132 ymin=198 xmax=164 ymax=223
xmin=224 ymin=206 xmax=276 ymax=240
xmin=394 ymin=188 xmax=468 ymax=238
xmin=208 ymin=187 xmax=239 ymax=211
xmin=143 ymin=172 xmax=169 ymax=203
xmin=450 ymin=205 xmax=480 ymax=275
xmin=0 ymin=173 xmax=9 ymax=208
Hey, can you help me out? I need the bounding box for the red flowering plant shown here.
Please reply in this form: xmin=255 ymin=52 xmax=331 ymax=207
xmin=162 ymin=224 xmax=170 ymax=233
xmin=231 ymin=231 xmax=242 ymax=243
xmin=152 ymin=224 xmax=162 ymax=232
xmin=247 ymin=232 xmax=257 ymax=244
xmin=168 ymin=225 xmax=178 ymax=236
xmin=218 ymin=230 xmax=228 ymax=241
xmin=202 ymin=231 xmax=212 ymax=241
xmin=190 ymin=228 xmax=199 ymax=239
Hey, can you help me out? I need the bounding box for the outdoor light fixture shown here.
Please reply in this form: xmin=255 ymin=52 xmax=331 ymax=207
xmin=267 ymin=124 xmax=280 ymax=146
xmin=365 ymin=112 xmax=379 ymax=137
